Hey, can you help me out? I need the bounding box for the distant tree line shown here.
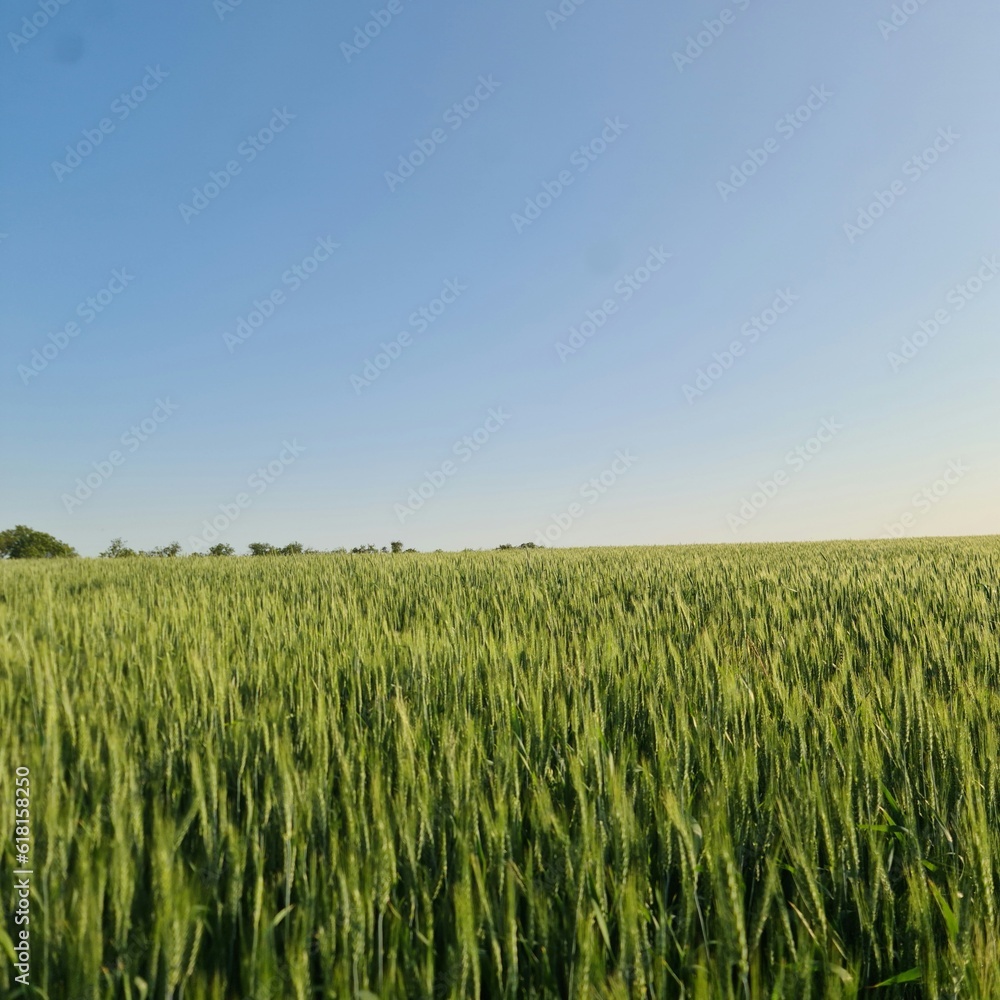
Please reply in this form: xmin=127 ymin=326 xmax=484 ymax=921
xmin=0 ymin=526 xmax=543 ymax=560
xmin=101 ymin=538 xmax=183 ymax=558
xmin=100 ymin=539 xmax=419 ymax=558
xmin=0 ymin=525 xmax=78 ymax=559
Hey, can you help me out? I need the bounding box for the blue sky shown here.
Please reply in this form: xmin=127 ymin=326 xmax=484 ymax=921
xmin=2 ymin=0 xmax=998 ymax=554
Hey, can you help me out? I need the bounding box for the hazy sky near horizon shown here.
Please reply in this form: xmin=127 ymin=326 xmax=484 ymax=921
xmin=2 ymin=0 xmax=998 ymax=555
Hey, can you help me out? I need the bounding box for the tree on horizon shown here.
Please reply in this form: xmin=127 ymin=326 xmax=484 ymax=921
xmin=0 ymin=525 xmax=78 ymax=559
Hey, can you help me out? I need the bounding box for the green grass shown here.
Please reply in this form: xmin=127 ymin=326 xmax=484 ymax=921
xmin=1 ymin=538 xmax=999 ymax=998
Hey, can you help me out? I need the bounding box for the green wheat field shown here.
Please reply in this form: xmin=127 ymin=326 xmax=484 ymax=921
xmin=1 ymin=539 xmax=999 ymax=998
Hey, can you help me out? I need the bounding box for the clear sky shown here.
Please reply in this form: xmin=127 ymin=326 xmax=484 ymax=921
xmin=2 ymin=0 xmax=998 ymax=555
